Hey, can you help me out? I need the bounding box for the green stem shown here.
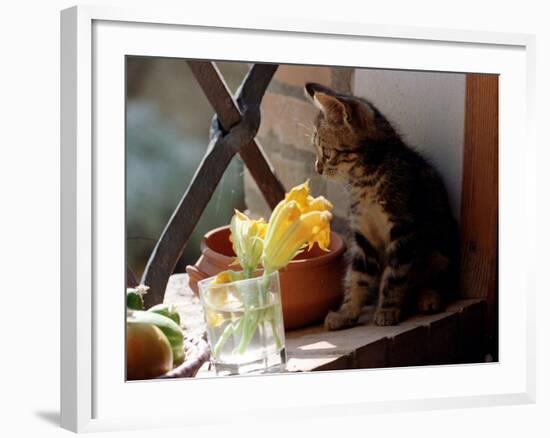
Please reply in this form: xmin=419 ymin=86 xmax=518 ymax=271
xmin=213 ymin=322 xmax=234 ymax=357
xmin=233 ymin=313 xmax=245 ymax=335
xmin=269 ymin=314 xmax=283 ymax=351
xmin=236 ymin=271 xmax=272 ymax=354
xmin=236 ymin=308 xmax=262 ymax=354
xmin=213 ymin=314 xmax=245 ymax=357
xmin=243 ymin=267 xmax=253 ymax=279
xmin=213 ymin=271 xmax=282 ymax=357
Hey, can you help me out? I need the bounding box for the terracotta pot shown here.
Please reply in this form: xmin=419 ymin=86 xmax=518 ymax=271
xmin=186 ymin=225 xmax=346 ymax=331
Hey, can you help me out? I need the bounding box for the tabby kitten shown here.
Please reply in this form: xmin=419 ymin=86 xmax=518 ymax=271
xmin=305 ymin=82 xmax=459 ymax=328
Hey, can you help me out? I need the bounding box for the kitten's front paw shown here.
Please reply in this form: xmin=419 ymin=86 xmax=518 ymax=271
xmin=374 ymin=308 xmax=401 ymax=326
xmin=325 ymin=311 xmax=357 ymax=331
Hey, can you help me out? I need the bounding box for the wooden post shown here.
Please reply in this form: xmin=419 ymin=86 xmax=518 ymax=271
xmin=459 ymin=73 xmax=499 ymax=357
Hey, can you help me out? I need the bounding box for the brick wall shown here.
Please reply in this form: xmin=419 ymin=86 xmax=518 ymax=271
xmin=244 ymin=65 xmax=355 ymax=234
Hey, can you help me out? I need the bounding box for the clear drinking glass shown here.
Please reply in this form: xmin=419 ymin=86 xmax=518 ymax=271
xmin=198 ymin=270 xmax=286 ymax=375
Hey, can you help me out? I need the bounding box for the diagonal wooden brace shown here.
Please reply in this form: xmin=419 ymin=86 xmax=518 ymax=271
xmin=141 ymin=62 xmax=284 ymax=306
xmin=187 ymin=61 xmax=286 ymax=208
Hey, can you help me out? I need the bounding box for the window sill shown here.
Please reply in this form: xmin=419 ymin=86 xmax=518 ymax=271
xmin=164 ymin=274 xmax=487 ymax=375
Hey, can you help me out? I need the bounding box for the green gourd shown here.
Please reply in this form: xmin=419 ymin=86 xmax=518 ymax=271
xmin=147 ymin=303 xmax=181 ymax=326
xmin=127 ymin=310 xmax=185 ymax=366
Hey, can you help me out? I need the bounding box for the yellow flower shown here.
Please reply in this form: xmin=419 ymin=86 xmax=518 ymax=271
xmin=206 ymin=309 xmax=225 ymax=328
xmin=262 ymin=180 xmax=333 ymax=273
xmin=229 ymin=210 xmax=267 ymax=277
xmin=208 ymin=270 xmax=245 ymax=312
xmin=211 ymin=269 xmax=245 ymax=285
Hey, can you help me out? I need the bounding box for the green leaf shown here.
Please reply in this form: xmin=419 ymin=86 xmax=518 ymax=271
xmin=127 ymin=292 xmax=144 ymax=310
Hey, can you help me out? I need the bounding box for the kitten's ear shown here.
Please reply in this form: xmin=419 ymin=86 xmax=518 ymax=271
xmin=313 ymin=92 xmax=351 ymax=124
xmin=304 ymin=83 xmax=351 ymax=124
xmin=305 ymin=82 xmax=325 ymax=99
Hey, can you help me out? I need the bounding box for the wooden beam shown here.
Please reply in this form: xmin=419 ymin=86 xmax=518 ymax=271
xmin=140 ymin=133 xmax=237 ymax=307
xmin=459 ymin=73 xmax=498 ymax=355
xmin=187 ymin=61 xmax=286 ymax=208
xmin=186 ymin=61 xmax=242 ymax=130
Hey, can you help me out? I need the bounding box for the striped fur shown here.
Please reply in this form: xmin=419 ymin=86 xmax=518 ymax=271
xmin=305 ymin=82 xmax=459 ymax=328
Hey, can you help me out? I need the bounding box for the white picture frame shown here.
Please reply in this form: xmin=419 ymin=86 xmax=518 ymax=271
xmin=60 ymin=5 xmax=536 ymax=433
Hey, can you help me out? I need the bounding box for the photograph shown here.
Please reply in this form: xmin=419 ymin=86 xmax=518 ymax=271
xmin=2 ymin=0 xmax=544 ymax=435
xmin=124 ymin=58 xmax=498 ymax=380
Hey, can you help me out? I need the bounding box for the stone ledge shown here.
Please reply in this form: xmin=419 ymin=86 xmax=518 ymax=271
xmin=286 ymin=299 xmax=487 ymax=372
xmin=164 ymin=274 xmax=488 ymax=375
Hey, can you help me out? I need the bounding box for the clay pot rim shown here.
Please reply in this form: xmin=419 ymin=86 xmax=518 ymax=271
xmin=200 ymin=225 xmax=346 ymax=271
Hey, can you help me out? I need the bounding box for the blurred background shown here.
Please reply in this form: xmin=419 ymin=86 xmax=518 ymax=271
xmin=126 ymin=58 xmax=249 ymax=277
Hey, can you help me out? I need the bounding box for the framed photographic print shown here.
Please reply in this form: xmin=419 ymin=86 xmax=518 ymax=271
xmin=61 ymin=5 xmax=536 ymax=432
